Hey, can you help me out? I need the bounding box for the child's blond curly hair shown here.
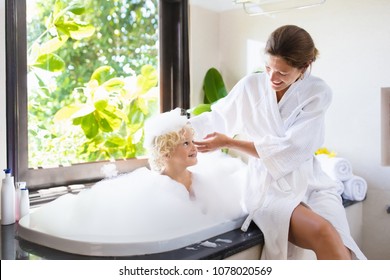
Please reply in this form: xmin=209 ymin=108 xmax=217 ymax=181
xmin=148 ymin=124 xmax=194 ymax=173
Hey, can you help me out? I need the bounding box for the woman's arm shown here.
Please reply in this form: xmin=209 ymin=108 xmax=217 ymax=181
xmin=194 ymin=132 xmax=259 ymax=158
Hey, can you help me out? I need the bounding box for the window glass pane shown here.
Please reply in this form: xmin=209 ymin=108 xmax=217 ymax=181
xmin=7 ymin=0 xmax=188 ymax=188
xmin=26 ymin=0 xmax=159 ymax=169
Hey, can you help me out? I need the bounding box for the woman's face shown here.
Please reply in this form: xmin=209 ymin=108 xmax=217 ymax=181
xmin=265 ymin=55 xmax=304 ymax=95
xmin=167 ymin=129 xmax=198 ymax=169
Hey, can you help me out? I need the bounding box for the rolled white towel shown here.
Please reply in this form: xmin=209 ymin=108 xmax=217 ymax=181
xmin=342 ymin=175 xmax=367 ymax=201
xmin=316 ymin=155 xmax=353 ymax=181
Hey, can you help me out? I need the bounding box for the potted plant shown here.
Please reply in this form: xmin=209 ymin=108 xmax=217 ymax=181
xmin=189 ymin=67 xmax=227 ymax=116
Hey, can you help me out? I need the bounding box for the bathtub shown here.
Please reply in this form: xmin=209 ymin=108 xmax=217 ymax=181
xmin=17 ymin=214 xmax=246 ymax=257
xmin=17 ymin=152 xmax=250 ymax=257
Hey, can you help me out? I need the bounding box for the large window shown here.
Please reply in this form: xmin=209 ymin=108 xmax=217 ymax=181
xmin=6 ymin=0 xmax=189 ymax=189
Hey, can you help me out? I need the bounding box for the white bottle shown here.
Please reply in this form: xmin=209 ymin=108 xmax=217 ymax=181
xmin=19 ymin=187 xmax=30 ymax=219
xmin=1 ymin=168 xmax=16 ymax=225
xmin=15 ymin=182 xmax=25 ymax=221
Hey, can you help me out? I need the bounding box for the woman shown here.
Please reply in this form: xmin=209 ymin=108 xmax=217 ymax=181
xmin=190 ymin=25 xmax=366 ymax=260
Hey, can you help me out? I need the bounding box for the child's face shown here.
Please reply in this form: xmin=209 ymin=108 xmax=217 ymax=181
xmin=167 ymin=129 xmax=198 ymax=168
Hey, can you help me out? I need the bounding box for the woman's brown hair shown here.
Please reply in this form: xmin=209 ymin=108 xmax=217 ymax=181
xmin=265 ymin=25 xmax=318 ymax=69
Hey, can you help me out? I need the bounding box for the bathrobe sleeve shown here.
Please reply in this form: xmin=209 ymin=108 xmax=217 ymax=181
xmin=255 ymin=79 xmax=333 ymax=180
xmin=190 ymin=76 xmax=251 ymax=139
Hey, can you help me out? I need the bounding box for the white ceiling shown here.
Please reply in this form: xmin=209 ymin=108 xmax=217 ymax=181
xmin=189 ymin=0 xmax=240 ymax=12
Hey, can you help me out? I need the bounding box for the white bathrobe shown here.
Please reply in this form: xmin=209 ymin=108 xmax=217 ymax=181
xmin=190 ymin=72 xmax=366 ymax=260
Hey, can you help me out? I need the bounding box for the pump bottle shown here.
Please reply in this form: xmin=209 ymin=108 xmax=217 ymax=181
xmin=1 ymin=168 xmax=16 ymax=225
xmin=19 ymin=187 xmax=30 ymax=219
xmin=15 ymin=182 xmax=25 ymax=221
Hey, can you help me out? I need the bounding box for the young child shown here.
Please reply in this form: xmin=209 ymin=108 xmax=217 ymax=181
xmin=145 ymin=108 xmax=248 ymax=219
xmin=144 ymin=108 xmax=198 ymax=193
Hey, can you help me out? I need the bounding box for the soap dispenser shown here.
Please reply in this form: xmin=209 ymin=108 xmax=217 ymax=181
xmin=1 ymin=168 xmax=16 ymax=225
xmin=15 ymin=182 xmax=26 ymax=221
xmin=19 ymin=186 xmax=30 ymax=219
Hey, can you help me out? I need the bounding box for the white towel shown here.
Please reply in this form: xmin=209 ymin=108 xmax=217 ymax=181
xmin=316 ymin=155 xmax=353 ymax=181
xmin=342 ymin=175 xmax=367 ymax=201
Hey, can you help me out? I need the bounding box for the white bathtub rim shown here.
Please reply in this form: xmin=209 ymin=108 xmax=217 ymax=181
xmin=17 ymin=215 xmax=246 ymax=257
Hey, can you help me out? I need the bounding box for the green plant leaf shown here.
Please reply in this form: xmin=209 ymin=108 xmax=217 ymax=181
xmin=56 ymin=21 xmax=79 ymax=32
xmin=53 ymin=105 xmax=82 ymax=121
xmin=39 ymin=34 xmax=69 ymax=55
xmin=90 ymin=66 xmax=115 ymax=85
xmin=141 ymin=64 xmax=158 ymax=84
xmin=70 ymin=104 xmax=95 ymax=119
xmin=190 ymin=103 xmax=211 ymax=116
xmin=81 ymin=113 xmax=99 ymax=138
xmin=55 ymin=20 xmax=95 ymax=41
xmin=95 ymin=100 xmax=127 ymax=121
xmin=52 ymin=0 xmax=64 ymax=22
xmin=94 ymin=99 xmax=108 ymax=110
xmin=67 ymin=2 xmax=86 ymax=15
xmin=101 ymin=111 xmax=122 ymax=129
xmin=73 ymin=117 xmax=82 ymax=125
xmin=95 ymin=101 xmax=123 ymax=132
xmin=69 ymin=23 xmax=95 ymax=40
xmin=97 ymin=117 xmax=114 ymax=132
xmin=128 ymin=100 xmax=146 ymax=124
xmin=52 ymin=1 xmax=85 ymax=23
xmin=203 ymin=67 xmax=227 ymax=104
xmin=136 ymin=97 xmax=149 ymax=115
xmin=28 ymin=42 xmax=40 ymax=66
xmin=104 ymin=136 xmax=126 ymax=148
xmin=137 ymin=64 xmax=158 ymax=94
xmin=32 ymin=53 xmax=66 ymax=72
xmin=55 ymin=24 xmax=71 ymax=37
xmin=145 ymin=97 xmax=158 ymax=118
xmin=102 ymin=77 xmax=125 ymax=92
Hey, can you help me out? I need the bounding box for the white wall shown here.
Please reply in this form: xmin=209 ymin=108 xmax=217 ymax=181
xmin=189 ymin=6 xmax=220 ymax=108
xmin=190 ymin=0 xmax=390 ymax=259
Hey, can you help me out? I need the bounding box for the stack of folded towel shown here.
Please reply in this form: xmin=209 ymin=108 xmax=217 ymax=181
xmin=315 ymin=154 xmax=367 ymax=201
xmin=341 ymin=176 xmax=368 ymax=202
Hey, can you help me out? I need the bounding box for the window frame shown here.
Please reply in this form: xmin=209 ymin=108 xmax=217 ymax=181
xmin=5 ymin=0 xmax=190 ymax=189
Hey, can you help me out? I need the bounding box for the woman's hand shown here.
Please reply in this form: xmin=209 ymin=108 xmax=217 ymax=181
xmin=193 ymin=132 xmax=231 ymax=153
xmin=194 ymin=132 xmax=260 ymax=158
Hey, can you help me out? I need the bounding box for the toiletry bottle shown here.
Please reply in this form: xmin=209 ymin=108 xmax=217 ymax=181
xmin=19 ymin=187 xmax=30 ymax=219
xmin=15 ymin=182 xmax=25 ymax=221
xmin=1 ymin=168 xmax=16 ymax=225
